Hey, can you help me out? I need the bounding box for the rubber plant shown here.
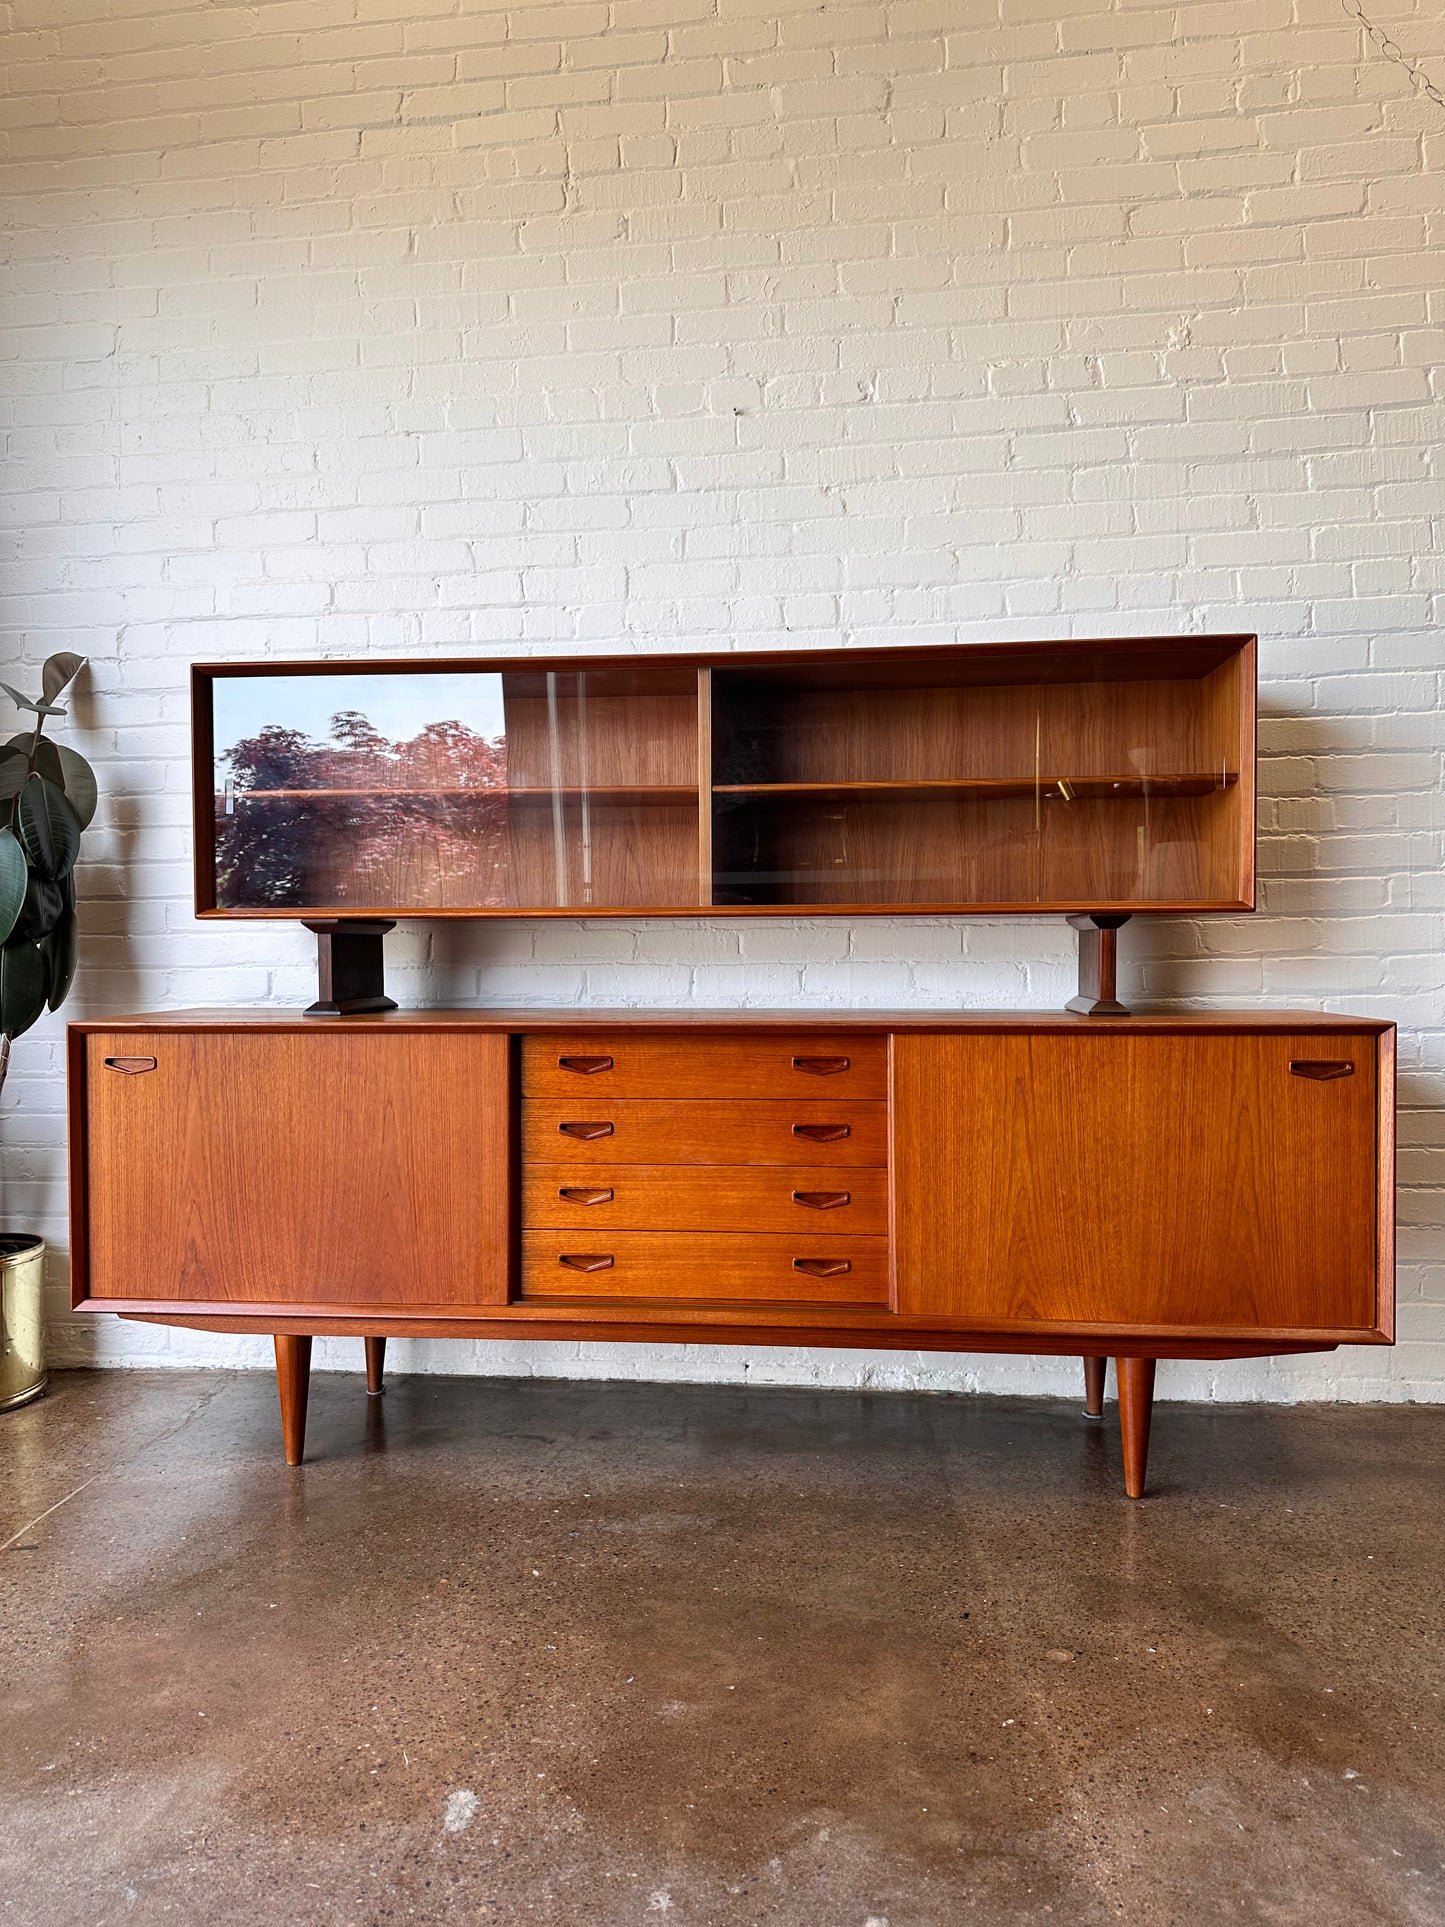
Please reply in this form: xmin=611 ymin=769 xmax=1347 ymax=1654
xmin=0 ymin=653 xmax=93 ymax=1097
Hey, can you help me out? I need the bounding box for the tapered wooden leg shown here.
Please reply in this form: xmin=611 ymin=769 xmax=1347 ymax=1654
xmin=274 ymin=1335 xmax=313 ymax=1467
xmin=1117 ymin=1355 xmax=1157 ymax=1499
xmin=1083 ymin=1355 xmax=1107 ymax=1418
xmin=365 ymin=1336 xmax=386 ymax=1397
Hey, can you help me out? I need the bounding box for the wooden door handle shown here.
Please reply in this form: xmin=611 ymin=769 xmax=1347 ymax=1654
xmin=103 ymin=1056 xmax=157 ymax=1074
xmin=558 ymin=1121 xmax=614 ymax=1140
xmin=1289 ymin=1060 xmax=1354 ymax=1080
xmin=558 ymin=1054 xmax=614 ymax=1075
xmin=792 ymin=1190 xmax=850 ymax=1210
xmin=791 ymin=1055 xmax=850 ymax=1075
xmin=558 ymin=1254 xmax=614 ymax=1272
xmin=558 ymin=1187 xmax=614 ymax=1206
xmin=793 ymin=1257 xmax=852 ymax=1277
xmin=792 ymin=1122 xmax=851 ymax=1143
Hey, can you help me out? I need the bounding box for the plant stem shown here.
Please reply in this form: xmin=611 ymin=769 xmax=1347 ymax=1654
xmin=0 ymin=1033 xmax=9 ymax=1104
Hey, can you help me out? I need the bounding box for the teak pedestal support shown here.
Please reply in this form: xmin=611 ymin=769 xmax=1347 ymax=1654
xmin=303 ymin=920 xmax=397 ymax=1016
xmin=1066 ymin=914 xmax=1131 ymax=1016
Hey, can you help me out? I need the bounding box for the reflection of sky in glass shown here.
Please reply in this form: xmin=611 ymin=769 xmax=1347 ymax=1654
xmin=213 ymin=673 xmax=507 ymax=766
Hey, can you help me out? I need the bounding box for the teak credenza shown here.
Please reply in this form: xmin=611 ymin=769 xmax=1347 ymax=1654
xmin=67 ymin=1008 xmax=1395 ymax=1496
xmin=65 ymin=636 xmax=1396 ymax=1495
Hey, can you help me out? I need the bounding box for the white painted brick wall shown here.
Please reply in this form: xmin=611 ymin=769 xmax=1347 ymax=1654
xmin=3 ymin=0 xmax=1442 ymax=1404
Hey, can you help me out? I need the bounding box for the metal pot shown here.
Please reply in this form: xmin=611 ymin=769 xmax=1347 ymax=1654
xmin=0 ymin=1235 xmax=46 ymax=1411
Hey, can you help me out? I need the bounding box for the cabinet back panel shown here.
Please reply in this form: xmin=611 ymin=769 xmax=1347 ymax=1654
xmin=83 ymin=1031 xmax=511 ymax=1308
xmin=505 ymin=800 xmax=701 ymax=909
xmin=715 ymin=791 xmax=1237 ymax=907
xmin=713 ymin=678 xmax=1233 ymax=786
xmin=502 ymin=673 xmax=698 ymax=790
xmin=893 ymin=1032 xmax=1379 ymax=1332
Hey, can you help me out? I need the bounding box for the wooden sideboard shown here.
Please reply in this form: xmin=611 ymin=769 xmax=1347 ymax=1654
xmin=67 ymin=1008 xmax=1394 ymax=1496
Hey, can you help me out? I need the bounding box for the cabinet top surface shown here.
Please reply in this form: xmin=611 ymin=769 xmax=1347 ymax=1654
xmin=72 ymin=1007 xmax=1393 ymax=1034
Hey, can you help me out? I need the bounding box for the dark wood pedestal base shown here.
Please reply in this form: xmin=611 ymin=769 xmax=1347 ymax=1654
xmin=1066 ymin=914 xmax=1131 ymax=1016
xmin=303 ymin=920 xmax=398 ymax=1016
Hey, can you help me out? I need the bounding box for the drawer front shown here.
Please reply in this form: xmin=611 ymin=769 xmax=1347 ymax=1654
xmin=521 ymin=1033 xmax=887 ymax=1101
xmin=523 ymin=1098 xmax=888 ymax=1168
xmin=522 ymin=1231 xmax=889 ymax=1306
xmin=524 ymin=1164 xmax=889 ymax=1235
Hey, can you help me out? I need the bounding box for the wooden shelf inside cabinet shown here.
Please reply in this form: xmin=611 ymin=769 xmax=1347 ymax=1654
xmin=713 ymin=774 xmax=1239 ymax=804
xmin=224 ymin=786 xmax=698 ymax=806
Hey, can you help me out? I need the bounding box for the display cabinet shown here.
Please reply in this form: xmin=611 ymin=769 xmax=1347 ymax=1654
xmin=194 ymin=637 xmax=1254 ymax=922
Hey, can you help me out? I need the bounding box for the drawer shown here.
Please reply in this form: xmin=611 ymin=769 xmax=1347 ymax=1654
xmin=524 ymin=1164 xmax=889 ymax=1235
xmin=521 ymin=1032 xmax=887 ymax=1101
xmin=523 ymin=1098 xmax=888 ymax=1168
xmin=522 ymin=1231 xmax=889 ymax=1307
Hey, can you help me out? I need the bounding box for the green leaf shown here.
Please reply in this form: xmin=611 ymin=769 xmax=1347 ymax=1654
xmin=0 ymin=683 xmax=65 ymax=719
xmin=0 ymin=829 xmax=24 ymax=947
xmin=54 ymin=744 xmax=98 ymax=829
xmin=16 ymin=776 xmax=80 ymax=882
xmin=0 ymin=746 xmax=26 ymax=804
xmin=41 ymin=653 xmax=85 ymax=704
xmin=0 ymin=939 xmax=47 ymax=1040
xmin=13 ymin=875 xmax=63 ymax=944
xmin=42 ymin=904 xmax=78 ymax=1012
xmin=28 ymin=737 xmax=63 ymax=789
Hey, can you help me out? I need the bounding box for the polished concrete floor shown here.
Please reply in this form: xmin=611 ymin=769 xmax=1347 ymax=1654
xmin=1 ymin=1369 xmax=1442 ymax=1927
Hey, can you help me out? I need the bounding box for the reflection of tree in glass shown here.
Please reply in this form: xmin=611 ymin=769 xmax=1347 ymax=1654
xmin=216 ymin=711 xmax=509 ymax=908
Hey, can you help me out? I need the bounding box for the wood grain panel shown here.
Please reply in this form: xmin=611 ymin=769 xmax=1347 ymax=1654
xmin=504 ymin=798 xmax=701 ymax=908
xmin=524 ymin=1163 xmax=888 ymax=1234
xmin=522 ymin=1032 xmax=887 ymax=1100
xmin=83 ymin=1030 xmax=512 ymax=1308
xmin=712 ymin=677 xmax=1229 ymax=787
xmin=523 ymin=1098 xmax=888 ymax=1167
xmin=715 ymin=790 xmax=1238 ymax=908
xmin=522 ymin=1231 xmax=889 ymax=1305
xmin=892 ymin=1032 xmax=1380 ymax=1333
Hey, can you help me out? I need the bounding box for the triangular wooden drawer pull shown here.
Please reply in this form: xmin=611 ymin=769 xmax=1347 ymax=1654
xmin=793 ymin=1257 xmax=852 ymax=1277
xmin=791 ymin=1055 xmax=850 ymax=1075
xmin=558 ymin=1187 xmax=615 ymax=1206
xmin=792 ymin=1190 xmax=850 ymax=1209
xmin=558 ymin=1054 xmax=614 ymax=1075
xmin=792 ymin=1122 xmax=850 ymax=1142
xmin=559 ymin=1121 xmax=614 ymax=1139
xmin=558 ymin=1254 xmax=614 ymax=1272
xmin=1289 ymin=1060 xmax=1354 ymax=1080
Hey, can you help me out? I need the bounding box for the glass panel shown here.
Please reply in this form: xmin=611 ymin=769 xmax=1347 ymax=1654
xmin=211 ymin=667 xmax=701 ymax=912
xmin=711 ymin=660 xmax=1239 ymax=909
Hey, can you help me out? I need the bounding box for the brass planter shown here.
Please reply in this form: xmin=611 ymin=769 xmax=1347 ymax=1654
xmin=0 ymin=1235 xmax=46 ymax=1411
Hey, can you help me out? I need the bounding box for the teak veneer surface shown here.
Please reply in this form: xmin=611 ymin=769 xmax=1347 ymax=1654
xmin=893 ymin=1031 xmax=1384 ymax=1334
xmin=522 ymin=1098 xmax=889 ymax=1167
xmin=80 ymin=1030 xmax=511 ymax=1309
xmin=520 ymin=1231 xmax=890 ymax=1306
xmin=520 ymin=1032 xmax=888 ymax=1100
xmin=523 ymin=1163 xmax=890 ymax=1235
xmin=74 ymin=1009 xmax=1389 ymax=1034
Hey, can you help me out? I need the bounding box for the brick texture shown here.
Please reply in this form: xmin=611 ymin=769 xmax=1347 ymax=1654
xmin=3 ymin=0 xmax=1442 ymax=1401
